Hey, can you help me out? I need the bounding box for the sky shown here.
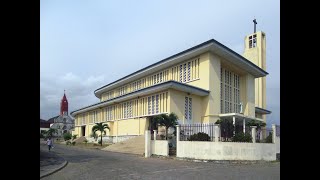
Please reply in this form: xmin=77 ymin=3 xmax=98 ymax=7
xmin=40 ymin=0 xmax=280 ymax=127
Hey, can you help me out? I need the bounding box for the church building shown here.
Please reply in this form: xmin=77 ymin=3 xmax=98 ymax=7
xmin=71 ymin=23 xmax=271 ymax=143
xmin=49 ymin=91 xmax=75 ymax=136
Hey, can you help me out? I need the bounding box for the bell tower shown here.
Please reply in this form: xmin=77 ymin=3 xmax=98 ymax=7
xmin=243 ymin=19 xmax=267 ymax=121
xmin=60 ymin=90 xmax=68 ymax=115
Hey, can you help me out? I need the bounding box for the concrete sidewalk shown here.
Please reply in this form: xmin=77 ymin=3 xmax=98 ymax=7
xmin=40 ymin=143 xmax=68 ymax=179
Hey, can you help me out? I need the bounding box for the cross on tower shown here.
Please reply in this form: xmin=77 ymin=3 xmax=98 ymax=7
xmin=253 ymin=19 xmax=257 ymax=33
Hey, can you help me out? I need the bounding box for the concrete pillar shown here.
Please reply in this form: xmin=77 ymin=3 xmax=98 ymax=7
xmin=272 ymin=124 xmax=276 ymax=144
xmin=176 ymin=125 xmax=180 ymax=142
xmin=145 ymin=130 xmax=151 ymax=157
xmin=251 ymin=126 xmax=257 ymax=143
xmin=153 ymin=130 xmax=157 ymax=141
xmin=176 ymin=125 xmax=180 ymax=157
xmin=233 ymin=116 xmax=236 ymax=136
xmin=243 ymin=118 xmax=246 ymax=133
xmin=214 ymin=125 xmax=220 ymax=142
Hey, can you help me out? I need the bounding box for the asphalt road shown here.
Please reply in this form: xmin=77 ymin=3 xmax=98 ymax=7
xmin=41 ymin=143 xmax=280 ymax=180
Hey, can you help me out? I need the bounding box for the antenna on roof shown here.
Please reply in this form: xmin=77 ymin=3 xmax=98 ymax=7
xmin=253 ymin=18 xmax=257 ymax=33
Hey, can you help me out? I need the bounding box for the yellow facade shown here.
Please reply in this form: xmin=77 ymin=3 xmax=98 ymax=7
xmin=72 ymin=33 xmax=269 ymax=138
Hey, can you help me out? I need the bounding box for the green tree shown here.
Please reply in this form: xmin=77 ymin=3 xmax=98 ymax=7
xmin=153 ymin=113 xmax=178 ymax=140
xmin=46 ymin=128 xmax=57 ymax=138
xmin=63 ymin=132 xmax=72 ymax=141
xmin=92 ymin=123 xmax=110 ymax=146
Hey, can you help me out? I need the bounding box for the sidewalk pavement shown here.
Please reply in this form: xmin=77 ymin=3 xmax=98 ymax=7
xmin=40 ymin=143 xmax=68 ymax=179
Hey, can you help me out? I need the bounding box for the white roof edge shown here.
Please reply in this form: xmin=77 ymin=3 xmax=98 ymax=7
xmin=72 ymin=81 xmax=209 ymax=116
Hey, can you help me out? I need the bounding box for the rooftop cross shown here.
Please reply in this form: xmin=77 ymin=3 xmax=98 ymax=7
xmin=253 ymin=18 xmax=257 ymax=33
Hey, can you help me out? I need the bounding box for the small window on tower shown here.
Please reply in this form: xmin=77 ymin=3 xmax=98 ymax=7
xmin=249 ymin=36 xmax=253 ymax=48
xmin=253 ymin=34 xmax=257 ymax=47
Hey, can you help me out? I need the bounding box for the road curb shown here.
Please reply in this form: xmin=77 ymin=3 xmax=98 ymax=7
xmin=151 ymin=155 xmax=280 ymax=164
xmin=40 ymin=159 xmax=68 ymax=179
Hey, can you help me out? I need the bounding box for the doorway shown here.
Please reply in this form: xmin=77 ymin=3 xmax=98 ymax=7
xmin=81 ymin=126 xmax=86 ymax=137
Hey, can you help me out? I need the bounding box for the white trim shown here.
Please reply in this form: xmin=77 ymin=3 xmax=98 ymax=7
xmin=117 ymin=112 xmax=169 ymax=121
xmin=71 ymin=82 xmax=209 ymax=116
xmin=184 ymin=78 xmax=200 ymax=84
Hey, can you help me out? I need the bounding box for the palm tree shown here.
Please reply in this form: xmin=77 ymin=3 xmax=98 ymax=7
xmin=92 ymin=123 xmax=110 ymax=146
xmin=153 ymin=113 xmax=178 ymax=140
xmin=46 ymin=128 xmax=57 ymax=138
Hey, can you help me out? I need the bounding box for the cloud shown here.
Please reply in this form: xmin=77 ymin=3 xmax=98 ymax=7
xmin=40 ymin=73 xmax=105 ymax=120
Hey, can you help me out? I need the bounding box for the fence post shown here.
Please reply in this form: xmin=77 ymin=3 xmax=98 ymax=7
xmin=272 ymin=124 xmax=276 ymax=143
xmin=176 ymin=125 xmax=180 ymax=142
xmin=145 ymin=130 xmax=151 ymax=157
xmin=214 ymin=124 xmax=220 ymax=142
xmin=153 ymin=130 xmax=157 ymax=141
xmin=251 ymin=126 xmax=257 ymax=143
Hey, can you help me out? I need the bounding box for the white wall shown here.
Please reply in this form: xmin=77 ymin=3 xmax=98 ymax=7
xmin=151 ymin=140 xmax=169 ymax=156
xmin=177 ymin=141 xmax=276 ymax=161
xmin=275 ymin=137 xmax=280 ymax=153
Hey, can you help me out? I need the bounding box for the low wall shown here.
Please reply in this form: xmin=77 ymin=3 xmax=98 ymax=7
xmin=151 ymin=140 xmax=169 ymax=156
xmin=177 ymin=141 xmax=276 ymax=161
xmin=85 ymin=135 xmax=138 ymax=144
xmin=275 ymin=136 xmax=280 ymax=153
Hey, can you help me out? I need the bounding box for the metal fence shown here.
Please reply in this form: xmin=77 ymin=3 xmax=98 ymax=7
xmin=179 ymin=123 xmax=215 ymax=141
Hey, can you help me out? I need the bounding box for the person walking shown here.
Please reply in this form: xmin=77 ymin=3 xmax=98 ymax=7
xmin=46 ymin=137 xmax=53 ymax=151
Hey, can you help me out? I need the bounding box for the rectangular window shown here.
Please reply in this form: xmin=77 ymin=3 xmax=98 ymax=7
xmin=148 ymin=97 xmax=151 ymax=114
xmin=187 ymin=62 xmax=191 ymax=81
xmin=123 ymin=102 xmax=127 ymax=119
xmin=184 ymin=97 xmax=192 ymax=122
xmin=128 ymin=101 xmax=132 ymax=118
xmin=152 ymin=96 xmax=155 ymax=114
xmin=189 ymin=97 xmax=192 ymax=121
xmin=93 ymin=111 xmax=97 ymax=123
xmin=156 ymin=95 xmax=159 ymax=113
xmin=179 ymin=65 xmax=183 ymax=82
xmin=220 ymin=68 xmax=241 ymax=113
xmin=183 ymin=63 xmax=186 ymax=82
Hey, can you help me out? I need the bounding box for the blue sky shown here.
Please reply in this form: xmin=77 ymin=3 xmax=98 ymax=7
xmin=40 ymin=0 xmax=280 ymax=126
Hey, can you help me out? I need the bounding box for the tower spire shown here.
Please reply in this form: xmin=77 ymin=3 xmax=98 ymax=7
xmin=60 ymin=90 xmax=68 ymax=115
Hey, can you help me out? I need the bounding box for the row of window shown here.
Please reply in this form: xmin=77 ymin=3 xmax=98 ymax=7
xmin=103 ymin=91 xmax=114 ymax=101
xmin=100 ymin=58 xmax=200 ymax=102
xmin=76 ymin=95 xmax=193 ymax=126
xmin=148 ymin=70 xmax=169 ymax=86
xmin=171 ymin=58 xmax=199 ymax=83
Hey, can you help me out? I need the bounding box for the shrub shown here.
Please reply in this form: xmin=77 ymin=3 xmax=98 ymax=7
xmin=66 ymin=140 xmax=71 ymax=145
xmin=219 ymin=119 xmax=234 ymax=141
xmin=83 ymin=140 xmax=88 ymax=144
xmin=214 ymin=119 xmax=222 ymax=124
xmin=90 ymin=132 xmax=98 ymax=141
xmin=265 ymin=133 xmax=273 ymax=143
xmin=232 ymin=132 xmax=252 ymax=142
xmin=40 ymin=133 xmax=44 ymax=138
xmin=72 ymin=135 xmax=78 ymax=141
xmin=98 ymin=139 xmax=102 ymax=145
xmin=188 ymin=132 xmax=211 ymax=141
xmin=71 ymin=141 xmax=76 ymax=146
xmin=160 ymin=135 xmax=165 ymax=140
xmin=63 ymin=133 xmax=72 ymax=141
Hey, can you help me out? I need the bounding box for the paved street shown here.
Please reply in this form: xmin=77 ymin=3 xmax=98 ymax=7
xmin=41 ymin=143 xmax=280 ymax=180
